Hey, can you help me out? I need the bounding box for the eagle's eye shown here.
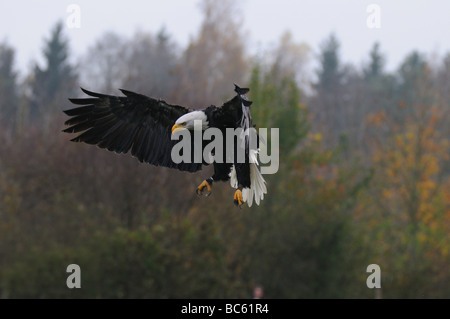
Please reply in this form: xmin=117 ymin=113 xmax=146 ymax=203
xmin=181 ymin=122 xmax=186 ymax=126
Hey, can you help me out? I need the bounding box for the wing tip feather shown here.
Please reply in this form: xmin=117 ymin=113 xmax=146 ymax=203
xmin=234 ymin=83 xmax=250 ymax=95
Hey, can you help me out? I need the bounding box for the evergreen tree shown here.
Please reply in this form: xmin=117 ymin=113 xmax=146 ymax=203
xmin=0 ymin=42 xmax=19 ymax=130
xmin=362 ymin=42 xmax=394 ymax=114
xmin=364 ymin=42 xmax=384 ymax=81
xmin=29 ymin=21 xmax=77 ymax=122
xmin=436 ymin=53 xmax=450 ymax=112
xmin=315 ymin=33 xmax=342 ymax=91
xmin=397 ymin=51 xmax=431 ymax=107
xmin=310 ymin=33 xmax=345 ymax=148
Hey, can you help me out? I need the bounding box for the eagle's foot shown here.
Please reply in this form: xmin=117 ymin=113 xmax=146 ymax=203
xmin=196 ymin=179 xmax=213 ymax=197
xmin=233 ymin=189 xmax=244 ymax=207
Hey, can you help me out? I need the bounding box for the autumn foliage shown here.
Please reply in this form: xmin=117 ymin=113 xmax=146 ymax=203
xmin=1 ymin=1 xmax=450 ymax=298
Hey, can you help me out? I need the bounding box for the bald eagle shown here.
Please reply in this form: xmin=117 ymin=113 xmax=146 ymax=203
xmin=63 ymin=84 xmax=267 ymax=207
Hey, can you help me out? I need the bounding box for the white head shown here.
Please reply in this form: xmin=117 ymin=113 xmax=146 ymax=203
xmin=171 ymin=111 xmax=209 ymax=134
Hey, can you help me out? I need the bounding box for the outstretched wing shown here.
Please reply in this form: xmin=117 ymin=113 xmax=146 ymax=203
xmin=63 ymin=88 xmax=202 ymax=172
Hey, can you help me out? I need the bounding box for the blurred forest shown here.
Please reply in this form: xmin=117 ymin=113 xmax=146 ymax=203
xmin=1 ymin=0 xmax=450 ymax=298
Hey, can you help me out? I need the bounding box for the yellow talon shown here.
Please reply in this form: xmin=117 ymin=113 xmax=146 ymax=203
xmin=234 ymin=189 xmax=244 ymax=207
xmin=196 ymin=180 xmax=212 ymax=197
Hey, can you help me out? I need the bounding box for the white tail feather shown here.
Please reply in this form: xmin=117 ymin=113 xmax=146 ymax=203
xmin=229 ymin=150 xmax=267 ymax=207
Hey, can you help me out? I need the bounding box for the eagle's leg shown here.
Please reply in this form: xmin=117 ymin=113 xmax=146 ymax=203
xmin=233 ymin=188 xmax=244 ymax=207
xmin=196 ymin=177 xmax=213 ymax=197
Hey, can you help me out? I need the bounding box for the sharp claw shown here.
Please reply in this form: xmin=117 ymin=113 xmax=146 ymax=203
xmin=196 ymin=180 xmax=212 ymax=197
xmin=233 ymin=190 xmax=244 ymax=207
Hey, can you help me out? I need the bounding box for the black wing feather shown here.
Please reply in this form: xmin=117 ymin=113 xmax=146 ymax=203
xmin=63 ymin=88 xmax=202 ymax=172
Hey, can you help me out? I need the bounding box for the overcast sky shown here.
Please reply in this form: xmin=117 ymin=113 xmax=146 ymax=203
xmin=1 ymin=0 xmax=450 ymax=77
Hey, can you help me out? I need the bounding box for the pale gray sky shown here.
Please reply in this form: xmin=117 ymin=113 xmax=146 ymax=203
xmin=1 ymin=0 xmax=450 ymax=77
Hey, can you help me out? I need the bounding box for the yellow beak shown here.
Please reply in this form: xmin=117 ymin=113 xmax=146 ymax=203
xmin=171 ymin=124 xmax=185 ymax=134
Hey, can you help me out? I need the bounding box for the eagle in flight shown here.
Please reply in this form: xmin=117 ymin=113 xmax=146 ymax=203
xmin=63 ymin=84 xmax=267 ymax=207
